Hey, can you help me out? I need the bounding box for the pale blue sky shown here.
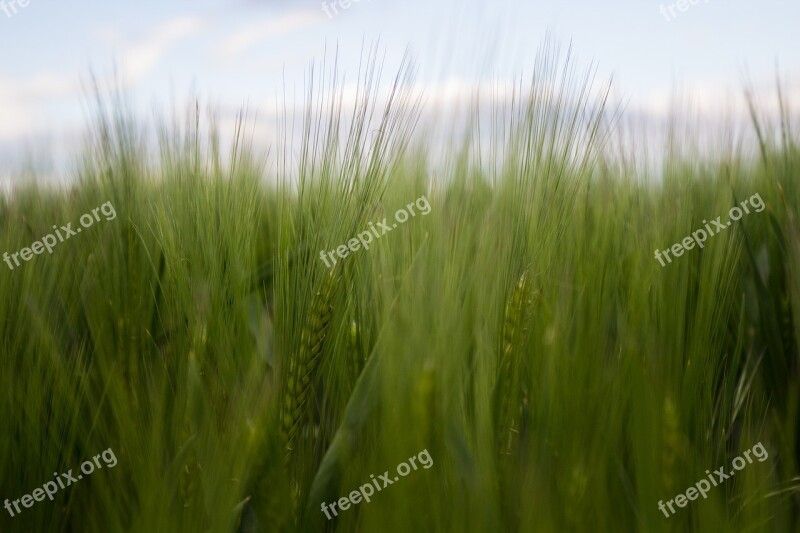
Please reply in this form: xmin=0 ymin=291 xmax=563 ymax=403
xmin=0 ymin=0 xmax=798 ymax=176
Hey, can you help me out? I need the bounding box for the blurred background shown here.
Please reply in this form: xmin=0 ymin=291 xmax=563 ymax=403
xmin=0 ymin=0 xmax=799 ymax=185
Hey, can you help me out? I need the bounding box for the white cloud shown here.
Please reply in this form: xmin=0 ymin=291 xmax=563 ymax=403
xmin=634 ymin=79 xmax=800 ymax=121
xmin=0 ymin=73 xmax=78 ymax=140
xmin=218 ymin=9 xmax=324 ymax=60
xmin=0 ymin=15 xmax=207 ymax=142
xmin=120 ymin=16 xmax=207 ymax=82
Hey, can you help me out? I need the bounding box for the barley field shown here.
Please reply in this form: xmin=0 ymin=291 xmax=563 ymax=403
xmin=1 ymin=44 xmax=800 ymax=532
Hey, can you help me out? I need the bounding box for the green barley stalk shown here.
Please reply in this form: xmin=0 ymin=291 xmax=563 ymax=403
xmin=349 ymin=319 xmax=362 ymax=382
xmin=661 ymin=395 xmax=682 ymax=499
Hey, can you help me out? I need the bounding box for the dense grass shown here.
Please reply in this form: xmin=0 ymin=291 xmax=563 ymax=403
xmin=1 ymin=47 xmax=800 ymax=532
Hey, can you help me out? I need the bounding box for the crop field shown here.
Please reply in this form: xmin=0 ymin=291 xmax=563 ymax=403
xmin=1 ymin=37 xmax=800 ymax=533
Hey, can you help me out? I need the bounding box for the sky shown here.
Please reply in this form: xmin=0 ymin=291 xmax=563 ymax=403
xmin=0 ymin=0 xmax=798 ymax=180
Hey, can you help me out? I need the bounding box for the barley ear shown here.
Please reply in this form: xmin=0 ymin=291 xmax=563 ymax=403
xmin=495 ymin=270 xmax=534 ymax=455
xmin=282 ymin=270 xmax=338 ymax=457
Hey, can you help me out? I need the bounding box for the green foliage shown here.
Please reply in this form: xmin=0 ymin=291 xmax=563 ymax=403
xmin=1 ymin=45 xmax=799 ymax=532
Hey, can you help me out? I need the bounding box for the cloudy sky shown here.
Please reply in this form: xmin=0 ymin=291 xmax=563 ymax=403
xmin=0 ymin=0 xmax=798 ymax=178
